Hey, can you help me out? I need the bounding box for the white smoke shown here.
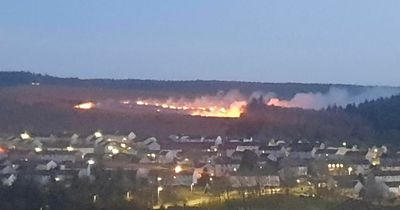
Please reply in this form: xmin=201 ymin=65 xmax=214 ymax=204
xmin=267 ymin=87 xmax=400 ymax=110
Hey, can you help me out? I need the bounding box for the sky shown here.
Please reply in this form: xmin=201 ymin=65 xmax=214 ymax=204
xmin=0 ymin=1 xmax=399 ymax=86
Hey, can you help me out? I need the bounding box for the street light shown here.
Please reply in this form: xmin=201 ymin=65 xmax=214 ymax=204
xmin=157 ymin=186 xmax=163 ymax=203
xmin=66 ymin=146 xmax=74 ymax=152
xmin=348 ymin=167 xmax=353 ymax=175
xmin=94 ymin=131 xmax=102 ymax=138
xmin=87 ymin=159 xmax=95 ymax=176
xmin=174 ymin=165 xmax=182 ymax=173
xmin=112 ymin=148 xmax=120 ymax=154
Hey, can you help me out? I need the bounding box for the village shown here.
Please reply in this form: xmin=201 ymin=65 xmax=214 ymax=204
xmin=1 ymin=131 xmax=400 ymax=209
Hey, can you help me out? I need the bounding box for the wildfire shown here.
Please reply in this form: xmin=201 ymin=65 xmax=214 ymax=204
xmin=129 ymin=99 xmax=246 ymax=118
xmin=266 ymin=98 xmax=291 ymax=108
xmin=74 ymin=102 xmax=96 ymax=110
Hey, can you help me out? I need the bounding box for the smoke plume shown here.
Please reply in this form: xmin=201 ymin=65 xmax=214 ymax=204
xmin=266 ymin=87 xmax=400 ymax=110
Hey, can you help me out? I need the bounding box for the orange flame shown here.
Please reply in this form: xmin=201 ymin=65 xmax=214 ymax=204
xmin=130 ymin=99 xmax=246 ymax=118
xmin=74 ymin=102 xmax=96 ymax=110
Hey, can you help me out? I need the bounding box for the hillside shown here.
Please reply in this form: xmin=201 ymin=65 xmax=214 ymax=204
xmin=0 ymin=71 xmax=399 ymax=145
xmin=0 ymin=71 xmax=370 ymax=99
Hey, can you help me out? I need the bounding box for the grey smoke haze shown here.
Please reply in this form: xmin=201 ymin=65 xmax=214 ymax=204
xmin=267 ymin=87 xmax=400 ymax=110
xmin=102 ymin=87 xmax=400 ymax=112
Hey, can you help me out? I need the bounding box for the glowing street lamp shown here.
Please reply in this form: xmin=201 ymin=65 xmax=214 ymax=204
xmin=92 ymin=194 xmax=98 ymax=203
xmin=88 ymin=159 xmax=95 ymax=165
xmin=107 ymin=145 xmax=114 ymax=151
xmin=111 ymin=148 xmax=120 ymax=154
xmin=348 ymin=167 xmax=353 ymax=175
xmin=174 ymin=165 xmax=182 ymax=173
xmin=87 ymin=159 xmax=95 ymax=176
xmin=94 ymin=131 xmax=102 ymax=138
xmin=157 ymin=186 xmax=163 ymax=203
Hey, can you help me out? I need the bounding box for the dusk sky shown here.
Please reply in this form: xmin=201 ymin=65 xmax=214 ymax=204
xmin=1 ymin=1 xmax=399 ymax=86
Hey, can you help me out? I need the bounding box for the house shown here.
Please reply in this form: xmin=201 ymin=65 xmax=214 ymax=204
xmin=214 ymin=157 xmax=241 ymax=177
xmin=35 ymin=160 xmax=58 ymax=171
xmin=288 ymin=143 xmax=316 ymax=159
xmin=0 ymin=164 xmax=18 ymax=174
xmin=127 ymin=132 xmax=137 ymax=142
xmin=44 ymin=141 xmax=95 ymax=157
xmin=235 ymin=143 xmax=260 ymax=153
xmin=32 ymin=170 xmax=78 ymax=185
xmin=228 ymin=170 xmax=280 ymax=189
xmin=380 ymin=162 xmax=400 ymax=172
xmin=383 ymin=181 xmax=400 ymax=196
xmin=193 ymin=163 xmax=215 ymax=184
xmin=375 ymin=170 xmax=400 ymax=182
xmin=1 ymin=174 xmax=17 ymax=186
xmin=35 ymin=151 xmax=83 ymax=163
xmin=6 ymin=149 xmax=34 ymax=161
xmin=278 ymin=158 xmax=308 ymax=182
xmin=314 ymin=149 xmax=339 ymax=160
xmin=345 ymin=159 xmax=371 ymax=175
xmin=341 ymin=151 xmax=367 ymax=162
xmin=335 ymin=145 xmax=359 ymax=156
xmin=333 ymin=176 xmax=364 ymax=198
xmin=157 ymin=150 xmax=180 ymax=164
xmin=140 ymin=137 xmax=161 ymax=151
xmin=171 ymin=170 xmax=194 ymax=186
xmin=258 ymin=145 xmax=287 ymax=158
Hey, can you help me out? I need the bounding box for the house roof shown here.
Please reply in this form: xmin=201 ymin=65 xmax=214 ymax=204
xmin=344 ymin=151 xmax=367 ymax=158
xmin=230 ymin=167 xmax=279 ymax=176
xmin=215 ymin=157 xmax=241 ymax=165
xmin=39 ymin=151 xmax=80 ymax=155
xmin=384 ymin=181 xmax=400 ymax=188
xmin=160 ymin=142 xmax=213 ymax=150
xmin=315 ymin=149 xmax=338 ymax=155
xmin=375 ymin=170 xmax=400 ymax=177
xmin=344 ymin=159 xmax=370 ymax=165
xmin=259 ymin=145 xmax=283 ymax=151
xmin=278 ymin=157 xmax=308 ymax=168
xmin=290 ymin=143 xmax=314 ymax=152
xmin=333 ymin=175 xmax=360 ymax=188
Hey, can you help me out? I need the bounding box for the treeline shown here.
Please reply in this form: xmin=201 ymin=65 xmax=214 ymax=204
xmin=229 ymin=95 xmax=400 ymax=146
xmin=228 ymin=98 xmax=375 ymax=145
xmin=345 ymin=95 xmax=400 ymax=144
xmin=0 ymin=71 xmax=367 ymax=98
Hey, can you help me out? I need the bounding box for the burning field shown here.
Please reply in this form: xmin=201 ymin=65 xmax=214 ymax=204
xmin=73 ymin=87 xmax=400 ymax=118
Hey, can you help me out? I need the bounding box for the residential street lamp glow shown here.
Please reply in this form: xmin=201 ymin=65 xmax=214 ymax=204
xmin=174 ymin=165 xmax=182 ymax=173
xmin=94 ymin=131 xmax=102 ymax=138
xmin=87 ymin=159 xmax=95 ymax=177
xmin=66 ymin=146 xmax=74 ymax=152
xmin=157 ymin=186 xmax=163 ymax=203
xmin=348 ymin=167 xmax=353 ymax=175
xmin=34 ymin=147 xmax=42 ymax=152
xmin=112 ymin=148 xmax=120 ymax=154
